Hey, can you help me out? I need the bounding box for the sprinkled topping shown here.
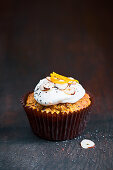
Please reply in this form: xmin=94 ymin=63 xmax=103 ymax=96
xmin=40 ymin=81 xmax=54 ymax=91
xmin=34 ymin=72 xmax=85 ymax=106
xmin=80 ymin=139 xmax=95 ymax=149
xmin=63 ymin=86 xmax=75 ymax=95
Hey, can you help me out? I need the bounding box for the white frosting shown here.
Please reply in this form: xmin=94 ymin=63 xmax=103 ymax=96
xmin=34 ymin=77 xmax=85 ymax=106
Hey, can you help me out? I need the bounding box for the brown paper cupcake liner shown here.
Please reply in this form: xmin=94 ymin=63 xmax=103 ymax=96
xmin=21 ymin=91 xmax=93 ymax=141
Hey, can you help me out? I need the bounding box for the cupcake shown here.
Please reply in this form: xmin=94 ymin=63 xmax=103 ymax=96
xmin=21 ymin=72 xmax=92 ymax=141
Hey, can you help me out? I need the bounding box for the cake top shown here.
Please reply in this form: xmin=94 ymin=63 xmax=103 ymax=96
xmin=26 ymin=93 xmax=91 ymax=114
xmin=34 ymin=72 xmax=85 ymax=106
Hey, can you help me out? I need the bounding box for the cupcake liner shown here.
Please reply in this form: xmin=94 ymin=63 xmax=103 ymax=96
xmin=21 ymin=91 xmax=93 ymax=141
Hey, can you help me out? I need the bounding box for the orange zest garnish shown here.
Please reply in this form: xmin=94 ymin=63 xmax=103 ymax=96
xmin=50 ymin=77 xmax=69 ymax=84
xmin=50 ymin=72 xmax=79 ymax=84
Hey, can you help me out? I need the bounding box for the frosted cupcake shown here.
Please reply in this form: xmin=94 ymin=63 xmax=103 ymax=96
xmin=21 ymin=72 xmax=92 ymax=140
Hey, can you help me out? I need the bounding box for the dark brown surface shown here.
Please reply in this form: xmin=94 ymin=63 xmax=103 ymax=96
xmin=0 ymin=1 xmax=113 ymax=170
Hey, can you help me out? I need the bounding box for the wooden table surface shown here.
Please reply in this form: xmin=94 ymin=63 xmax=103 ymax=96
xmin=0 ymin=1 xmax=113 ymax=170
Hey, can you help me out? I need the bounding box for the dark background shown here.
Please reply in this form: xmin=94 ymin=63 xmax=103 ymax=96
xmin=0 ymin=1 xmax=113 ymax=170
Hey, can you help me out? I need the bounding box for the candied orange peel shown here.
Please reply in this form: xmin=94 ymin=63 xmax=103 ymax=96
xmin=50 ymin=72 xmax=79 ymax=84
